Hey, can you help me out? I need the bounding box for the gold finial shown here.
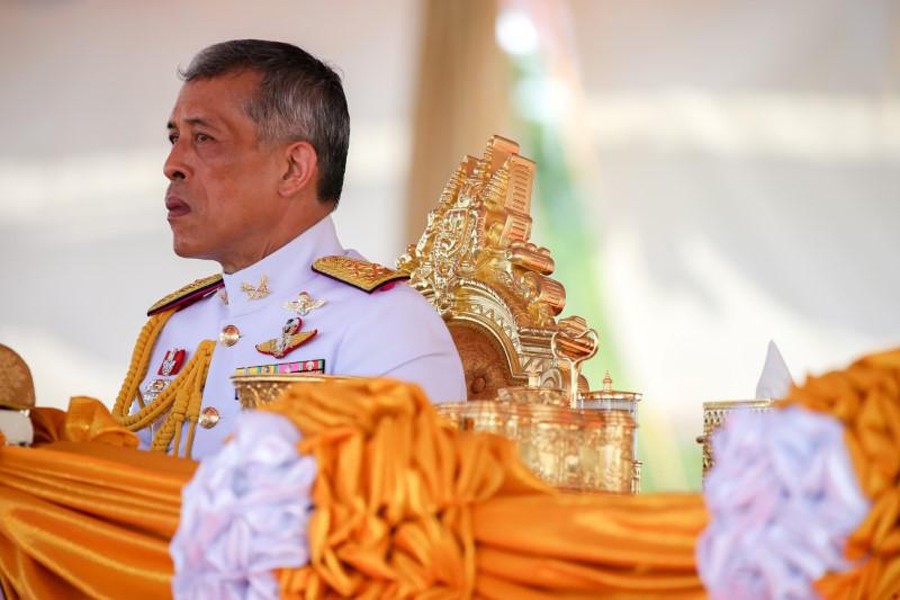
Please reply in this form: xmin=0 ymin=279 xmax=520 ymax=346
xmin=603 ymin=371 xmax=613 ymax=392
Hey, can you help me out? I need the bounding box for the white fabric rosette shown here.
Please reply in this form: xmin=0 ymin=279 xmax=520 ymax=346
xmin=170 ymin=411 xmax=317 ymax=600
xmin=698 ymin=406 xmax=869 ymax=599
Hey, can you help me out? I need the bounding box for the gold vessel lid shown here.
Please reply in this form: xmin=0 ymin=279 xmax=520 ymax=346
xmin=0 ymin=344 xmax=35 ymax=411
xmin=230 ymin=373 xmax=360 ymax=409
xmin=577 ymin=371 xmax=641 ymax=410
xmin=579 ymin=389 xmax=642 ymax=402
xmin=702 ymin=399 xmax=774 ymax=411
xmin=577 ymin=390 xmax=642 ymax=415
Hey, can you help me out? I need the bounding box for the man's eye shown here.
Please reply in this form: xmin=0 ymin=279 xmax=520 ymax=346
xmin=195 ymin=133 xmax=213 ymax=143
xmin=168 ymin=133 xmax=179 ymax=144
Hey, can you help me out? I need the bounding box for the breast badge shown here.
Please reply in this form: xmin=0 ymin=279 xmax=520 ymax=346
xmin=241 ymin=274 xmax=271 ymax=300
xmin=157 ymin=348 xmax=186 ymax=376
xmin=283 ymin=291 xmax=326 ymax=316
xmin=142 ymin=379 xmax=169 ymax=404
xmin=255 ymin=317 xmax=317 ymax=359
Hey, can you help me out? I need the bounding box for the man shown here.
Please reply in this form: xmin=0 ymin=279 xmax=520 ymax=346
xmin=112 ymin=40 xmax=466 ymax=460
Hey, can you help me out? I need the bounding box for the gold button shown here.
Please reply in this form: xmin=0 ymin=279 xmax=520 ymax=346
xmin=199 ymin=406 xmax=220 ymax=429
xmin=219 ymin=324 xmax=240 ymax=346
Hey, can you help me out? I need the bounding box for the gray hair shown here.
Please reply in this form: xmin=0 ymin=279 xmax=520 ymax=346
xmin=180 ymin=39 xmax=349 ymax=205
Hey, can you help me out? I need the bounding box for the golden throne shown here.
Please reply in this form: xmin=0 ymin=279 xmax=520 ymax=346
xmin=397 ymin=135 xmax=597 ymax=400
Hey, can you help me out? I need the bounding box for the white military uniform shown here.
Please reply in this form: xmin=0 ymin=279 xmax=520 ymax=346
xmin=134 ymin=216 xmax=466 ymax=460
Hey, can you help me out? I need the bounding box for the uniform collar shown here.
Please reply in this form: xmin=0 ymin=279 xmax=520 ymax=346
xmin=221 ymin=216 xmax=343 ymax=317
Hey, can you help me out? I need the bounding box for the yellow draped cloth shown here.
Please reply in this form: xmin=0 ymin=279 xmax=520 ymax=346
xmin=266 ymin=379 xmax=706 ymax=599
xmin=0 ymin=383 xmax=707 ymax=599
xmin=0 ymin=397 xmax=195 ymax=599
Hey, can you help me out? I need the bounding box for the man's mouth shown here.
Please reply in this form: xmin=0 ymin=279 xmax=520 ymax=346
xmin=165 ymin=194 xmax=191 ymax=219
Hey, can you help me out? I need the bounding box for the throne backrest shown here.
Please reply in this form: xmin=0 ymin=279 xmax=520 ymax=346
xmin=397 ymin=136 xmax=596 ymax=400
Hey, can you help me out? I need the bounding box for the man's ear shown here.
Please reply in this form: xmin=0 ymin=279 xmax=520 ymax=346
xmin=278 ymin=141 xmax=318 ymax=197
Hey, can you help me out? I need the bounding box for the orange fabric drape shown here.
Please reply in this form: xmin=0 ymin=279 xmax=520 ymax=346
xmin=474 ymin=495 xmax=707 ymax=597
xmin=0 ymin=398 xmax=195 ymax=600
xmin=264 ymin=378 xmax=708 ymax=599
xmin=2 ymin=357 xmax=899 ymax=598
xmin=0 ymin=382 xmax=708 ymax=599
xmin=30 ymin=396 xmax=140 ymax=448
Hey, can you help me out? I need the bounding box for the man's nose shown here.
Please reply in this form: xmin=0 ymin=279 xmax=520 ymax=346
xmin=163 ymin=142 xmax=189 ymax=181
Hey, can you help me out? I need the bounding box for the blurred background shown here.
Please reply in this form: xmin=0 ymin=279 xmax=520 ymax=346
xmin=1 ymin=0 xmax=898 ymax=490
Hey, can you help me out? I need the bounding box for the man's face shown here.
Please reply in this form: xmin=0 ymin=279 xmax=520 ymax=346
xmin=164 ymin=71 xmax=287 ymax=271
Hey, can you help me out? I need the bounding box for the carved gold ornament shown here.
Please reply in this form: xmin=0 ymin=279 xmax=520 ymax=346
xmin=397 ymin=135 xmax=598 ymax=396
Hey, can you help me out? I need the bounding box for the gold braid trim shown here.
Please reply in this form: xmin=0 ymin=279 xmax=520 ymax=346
xmin=112 ymin=311 xmax=180 ymax=430
xmin=112 ymin=310 xmax=215 ymax=458
xmin=112 ymin=311 xmax=175 ymax=419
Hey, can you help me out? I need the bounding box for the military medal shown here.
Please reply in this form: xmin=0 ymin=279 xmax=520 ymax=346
xmin=142 ymin=379 xmax=169 ymax=404
xmin=157 ymin=348 xmax=186 ymax=376
xmin=283 ymin=291 xmax=326 ymax=316
xmin=255 ymin=317 xmax=317 ymax=359
xmin=241 ymin=275 xmax=271 ymax=300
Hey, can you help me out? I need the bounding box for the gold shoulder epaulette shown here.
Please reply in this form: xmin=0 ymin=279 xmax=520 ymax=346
xmin=147 ymin=274 xmax=224 ymax=316
xmin=312 ymin=255 xmax=409 ymax=293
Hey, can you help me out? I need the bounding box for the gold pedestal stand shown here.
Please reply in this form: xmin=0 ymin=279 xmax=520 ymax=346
xmin=697 ymin=399 xmax=774 ymax=477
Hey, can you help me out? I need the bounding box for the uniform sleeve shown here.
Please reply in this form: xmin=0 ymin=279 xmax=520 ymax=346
xmin=332 ymin=285 xmax=467 ymax=403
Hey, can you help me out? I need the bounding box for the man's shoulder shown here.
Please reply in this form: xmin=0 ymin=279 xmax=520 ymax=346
xmin=311 ymin=255 xmax=408 ymax=293
xmin=309 ymin=255 xmax=440 ymax=325
xmin=147 ymin=274 xmax=224 ymax=316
